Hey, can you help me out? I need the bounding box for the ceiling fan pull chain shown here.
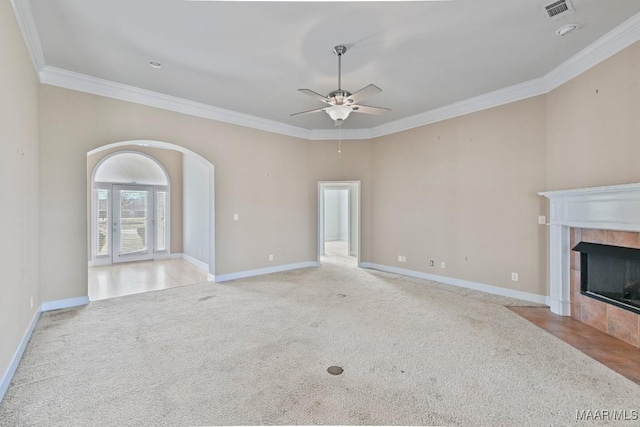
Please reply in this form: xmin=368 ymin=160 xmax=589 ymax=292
xmin=338 ymin=124 xmax=342 ymax=157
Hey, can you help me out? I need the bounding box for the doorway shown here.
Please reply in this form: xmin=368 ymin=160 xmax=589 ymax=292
xmin=111 ymin=184 xmax=169 ymax=264
xmin=318 ymin=181 xmax=360 ymax=266
xmin=92 ymin=152 xmax=170 ymax=266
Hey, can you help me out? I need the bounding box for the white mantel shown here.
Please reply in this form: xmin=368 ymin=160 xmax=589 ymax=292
xmin=539 ymin=183 xmax=640 ymax=316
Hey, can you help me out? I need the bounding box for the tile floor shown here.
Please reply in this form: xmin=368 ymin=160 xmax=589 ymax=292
xmin=509 ymin=307 xmax=640 ymax=385
xmin=88 ymin=258 xmax=209 ymax=301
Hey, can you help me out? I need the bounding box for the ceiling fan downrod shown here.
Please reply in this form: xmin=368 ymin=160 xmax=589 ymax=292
xmin=333 ymin=45 xmax=346 ymax=91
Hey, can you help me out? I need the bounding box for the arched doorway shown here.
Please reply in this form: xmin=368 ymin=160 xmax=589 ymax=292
xmin=92 ymin=151 xmax=170 ymax=265
xmin=87 ymin=140 xmax=216 ymax=300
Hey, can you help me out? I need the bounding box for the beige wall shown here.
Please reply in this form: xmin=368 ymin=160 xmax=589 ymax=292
xmin=0 ymin=1 xmax=41 ymax=388
xmin=370 ymin=97 xmax=548 ymax=295
xmin=87 ymin=146 xmax=184 ymax=254
xmin=39 ymin=86 xmax=346 ymax=300
xmin=36 ymin=40 xmax=640 ymax=303
xmin=3 ymin=2 xmax=640 ymax=396
xmin=546 ymin=41 xmax=640 ymax=190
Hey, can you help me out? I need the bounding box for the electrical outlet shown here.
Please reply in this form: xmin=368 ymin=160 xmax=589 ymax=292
xmin=512 ymin=272 xmax=519 ymax=281
xmin=269 ymin=254 xmax=274 ymax=261
xmin=538 ymin=215 xmax=546 ymax=225
xmin=30 ymin=297 xmax=33 ymax=309
xmin=233 ymin=213 xmax=239 ymax=221
xmin=429 ymin=260 xmax=434 ymax=267
xmin=398 ymin=255 xmax=406 ymax=263
xmin=440 ymin=262 xmax=446 ymax=269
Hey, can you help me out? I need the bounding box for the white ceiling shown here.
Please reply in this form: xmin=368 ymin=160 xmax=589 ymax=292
xmin=25 ymin=0 xmax=640 ymax=131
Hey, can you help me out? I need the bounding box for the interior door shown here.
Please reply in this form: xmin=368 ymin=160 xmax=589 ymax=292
xmin=113 ymin=185 xmax=154 ymax=263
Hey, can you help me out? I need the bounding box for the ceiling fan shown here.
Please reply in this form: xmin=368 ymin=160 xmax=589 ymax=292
xmin=291 ymin=45 xmax=390 ymax=123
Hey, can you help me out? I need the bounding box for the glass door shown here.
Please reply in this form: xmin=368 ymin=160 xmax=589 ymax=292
xmin=113 ymin=185 xmax=154 ymax=263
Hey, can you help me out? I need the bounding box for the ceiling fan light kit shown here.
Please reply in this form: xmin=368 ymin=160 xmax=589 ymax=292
xmin=291 ymin=45 xmax=390 ymax=124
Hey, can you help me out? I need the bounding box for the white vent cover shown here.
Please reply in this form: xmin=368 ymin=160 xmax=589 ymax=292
xmin=544 ymin=0 xmax=574 ymax=20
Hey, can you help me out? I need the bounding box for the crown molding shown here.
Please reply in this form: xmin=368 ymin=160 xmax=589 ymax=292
xmin=10 ymin=0 xmax=45 ymax=73
xmin=40 ymin=66 xmax=314 ymax=140
xmin=544 ymin=12 xmax=640 ymax=93
xmin=308 ymin=128 xmax=372 ymax=140
xmin=12 ymin=2 xmax=640 ymax=141
xmin=369 ymin=76 xmax=549 ymax=138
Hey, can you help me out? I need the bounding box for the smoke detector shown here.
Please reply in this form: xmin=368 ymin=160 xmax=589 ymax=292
xmin=544 ymin=0 xmax=575 ymax=21
xmin=556 ymin=23 xmax=580 ymax=36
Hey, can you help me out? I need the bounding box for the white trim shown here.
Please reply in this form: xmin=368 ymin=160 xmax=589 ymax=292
xmin=170 ymin=252 xmax=210 ymax=272
xmin=544 ymin=12 xmax=640 ymax=93
xmin=207 ymin=273 xmax=215 ymax=282
xmin=308 ymin=128 xmax=371 ymax=141
xmin=214 ymin=261 xmax=320 ymax=283
xmin=13 ymin=3 xmax=640 ymax=140
xmin=9 ymin=0 xmax=45 ymax=73
xmin=369 ymin=77 xmax=549 ymax=138
xmin=40 ymin=66 xmax=314 ymax=140
xmin=0 ymin=309 xmax=40 ymax=403
xmin=539 ymin=182 xmax=640 ymax=316
xmin=40 ymin=296 xmax=90 ymax=312
xmin=359 ymin=262 xmax=548 ymax=306
xmin=181 ymin=253 xmax=209 ymax=271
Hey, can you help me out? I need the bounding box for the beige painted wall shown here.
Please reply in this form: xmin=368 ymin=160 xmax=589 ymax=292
xmin=40 ymin=86 xmax=366 ymax=301
xmin=87 ymin=146 xmax=184 ymax=255
xmin=546 ymin=41 xmax=640 ymax=190
xmin=370 ymin=97 xmax=548 ymax=295
xmin=0 ymin=1 xmax=41 ymax=388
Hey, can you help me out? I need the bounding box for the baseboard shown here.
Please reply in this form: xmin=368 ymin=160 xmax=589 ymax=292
xmin=171 ymin=252 xmax=209 ymax=272
xmin=215 ymin=261 xmax=320 ymax=283
xmin=207 ymin=273 xmax=215 ymax=282
xmin=182 ymin=254 xmax=209 ymax=271
xmin=0 ymin=309 xmax=40 ymax=403
xmin=359 ymin=262 xmax=548 ymax=305
xmin=40 ymin=296 xmax=90 ymax=312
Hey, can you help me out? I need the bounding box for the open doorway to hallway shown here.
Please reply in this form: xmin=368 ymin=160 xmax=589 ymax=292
xmin=318 ymin=181 xmax=360 ymax=267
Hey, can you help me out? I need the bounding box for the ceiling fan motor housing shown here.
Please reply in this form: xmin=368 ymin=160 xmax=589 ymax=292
xmin=328 ymin=89 xmax=352 ymax=105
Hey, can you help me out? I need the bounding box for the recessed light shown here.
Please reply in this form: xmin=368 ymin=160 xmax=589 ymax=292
xmin=149 ymin=61 xmax=162 ymax=69
xmin=556 ymin=23 xmax=580 ymax=36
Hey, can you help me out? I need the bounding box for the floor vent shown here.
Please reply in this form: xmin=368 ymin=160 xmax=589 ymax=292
xmin=544 ymin=0 xmax=574 ymax=20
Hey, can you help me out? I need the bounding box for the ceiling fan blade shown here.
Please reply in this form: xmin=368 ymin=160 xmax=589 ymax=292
xmin=290 ymin=107 xmax=328 ymax=117
xmin=298 ymin=89 xmax=332 ymax=104
xmin=351 ymin=105 xmax=390 ymax=115
xmin=347 ymin=84 xmax=382 ymax=104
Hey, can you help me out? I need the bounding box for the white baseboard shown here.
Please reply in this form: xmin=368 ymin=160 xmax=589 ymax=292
xmin=171 ymin=252 xmax=210 ymax=272
xmin=207 ymin=273 xmax=215 ymax=282
xmin=40 ymin=296 xmax=90 ymax=312
xmin=215 ymin=261 xmax=320 ymax=283
xmin=0 ymin=309 xmax=40 ymax=402
xmin=359 ymin=262 xmax=548 ymax=305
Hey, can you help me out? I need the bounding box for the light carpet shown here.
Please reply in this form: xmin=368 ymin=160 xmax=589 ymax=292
xmin=1 ymin=260 xmax=638 ymax=426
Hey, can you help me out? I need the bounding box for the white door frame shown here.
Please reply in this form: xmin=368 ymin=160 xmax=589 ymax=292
xmin=112 ymin=185 xmax=155 ymax=264
xmin=317 ymin=181 xmax=361 ymax=264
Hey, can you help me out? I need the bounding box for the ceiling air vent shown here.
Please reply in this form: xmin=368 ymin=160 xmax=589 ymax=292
xmin=544 ymin=0 xmax=574 ymax=20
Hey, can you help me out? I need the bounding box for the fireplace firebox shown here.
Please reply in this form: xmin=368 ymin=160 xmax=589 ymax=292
xmin=573 ymin=242 xmax=640 ymax=315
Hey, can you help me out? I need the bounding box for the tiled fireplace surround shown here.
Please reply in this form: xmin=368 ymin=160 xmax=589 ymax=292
xmin=569 ymin=228 xmax=640 ymax=348
xmin=540 ymin=183 xmax=640 ymax=349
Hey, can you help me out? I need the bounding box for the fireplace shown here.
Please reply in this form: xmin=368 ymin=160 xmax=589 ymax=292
xmin=573 ymin=242 xmax=640 ymax=315
xmin=539 ymin=183 xmax=640 ymax=348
